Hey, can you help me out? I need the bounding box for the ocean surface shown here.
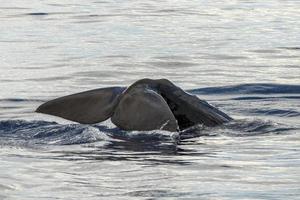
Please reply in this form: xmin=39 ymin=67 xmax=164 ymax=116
xmin=1 ymin=0 xmax=300 ymax=199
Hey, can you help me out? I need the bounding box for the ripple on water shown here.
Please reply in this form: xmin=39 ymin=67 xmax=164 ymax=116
xmin=189 ymin=83 xmax=300 ymax=95
xmin=1 ymin=0 xmax=300 ymax=199
xmin=26 ymin=12 xmax=49 ymax=16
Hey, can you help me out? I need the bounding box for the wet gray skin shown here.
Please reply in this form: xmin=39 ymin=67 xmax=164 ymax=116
xmin=111 ymin=84 xmax=178 ymax=132
xmin=36 ymin=79 xmax=232 ymax=131
xmin=36 ymin=87 xmax=126 ymax=124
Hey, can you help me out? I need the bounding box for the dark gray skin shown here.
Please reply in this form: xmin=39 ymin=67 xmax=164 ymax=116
xmin=36 ymin=87 xmax=126 ymax=124
xmin=111 ymin=84 xmax=178 ymax=132
xmin=36 ymin=79 xmax=232 ymax=131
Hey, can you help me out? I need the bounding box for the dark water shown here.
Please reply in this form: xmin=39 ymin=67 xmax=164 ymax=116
xmin=1 ymin=1 xmax=300 ymax=199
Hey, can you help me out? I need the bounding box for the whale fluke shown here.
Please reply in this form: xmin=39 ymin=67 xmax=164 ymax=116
xmin=36 ymin=87 xmax=126 ymax=124
xmin=36 ymin=79 xmax=232 ymax=131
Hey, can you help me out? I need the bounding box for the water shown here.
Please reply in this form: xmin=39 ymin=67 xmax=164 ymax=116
xmin=0 ymin=0 xmax=300 ymax=199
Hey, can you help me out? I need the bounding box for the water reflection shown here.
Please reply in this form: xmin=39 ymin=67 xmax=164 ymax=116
xmin=1 ymin=0 xmax=300 ymax=199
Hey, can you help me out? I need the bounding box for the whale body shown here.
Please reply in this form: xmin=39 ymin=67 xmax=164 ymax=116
xmin=36 ymin=79 xmax=232 ymax=131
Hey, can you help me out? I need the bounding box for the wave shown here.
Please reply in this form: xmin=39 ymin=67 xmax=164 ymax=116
xmin=189 ymin=83 xmax=300 ymax=95
xmin=0 ymin=120 xmax=178 ymax=147
xmin=231 ymin=96 xmax=300 ymax=100
xmin=0 ymin=116 xmax=298 ymax=149
xmin=246 ymin=108 xmax=300 ymax=117
xmin=179 ymin=119 xmax=298 ymax=140
xmin=0 ymin=98 xmax=44 ymax=103
xmin=220 ymin=119 xmax=298 ymax=136
xmin=0 ymin=120 xmax=108 ymax=146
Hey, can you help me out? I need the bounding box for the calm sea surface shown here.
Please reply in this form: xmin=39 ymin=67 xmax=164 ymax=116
xmin=0 ymin=0 xmax=300 ymax=199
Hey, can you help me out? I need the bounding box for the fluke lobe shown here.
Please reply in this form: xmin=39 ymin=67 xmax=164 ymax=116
xmin=36 ymin=78 xmax=232 ymax=131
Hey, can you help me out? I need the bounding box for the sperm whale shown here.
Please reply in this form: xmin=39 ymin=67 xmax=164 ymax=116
xmin=36 ymin=78 xmax=232 ymax=131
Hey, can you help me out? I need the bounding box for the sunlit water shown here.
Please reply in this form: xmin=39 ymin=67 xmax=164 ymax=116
xmin=1 ymin=0 xmax=300 ymax=199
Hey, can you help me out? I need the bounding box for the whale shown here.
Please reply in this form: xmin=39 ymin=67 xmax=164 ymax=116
xmin=36 ymin=78 xmax=232 ymax=131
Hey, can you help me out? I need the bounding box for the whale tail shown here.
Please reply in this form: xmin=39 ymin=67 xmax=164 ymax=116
xmin=36 ymin=87 xmax=126 ymax=124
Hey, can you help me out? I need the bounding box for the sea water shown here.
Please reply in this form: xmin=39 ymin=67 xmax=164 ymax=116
xmin=0 ymin=0 xmax=300 ymax=199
